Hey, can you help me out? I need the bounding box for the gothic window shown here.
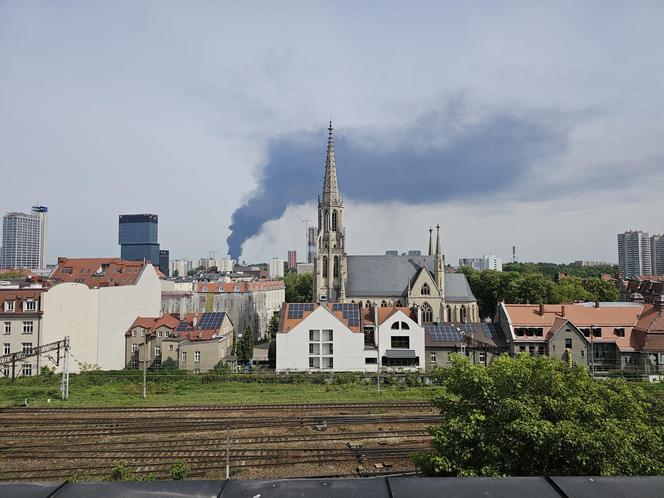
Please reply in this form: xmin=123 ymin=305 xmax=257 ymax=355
xmin=460 ymin=305 xmax=467 ymax=323
xmin=365 ymin=301 xmax=371 ymax=308
xmin=333 ymin=256 xmax=339 ymax=278
xmin=381 ymin=300 xmax=387 ymax=307
xmin=323 ymin=256 xmax=328 ymax=278
xmin=422 ymin=302 xmax=433 ymax=323
xmin=421 ymin=283 xmax=430 ymax=295
xmin=324 ymin=210 xmax=329 ymax=231
xmin=446 ymin=305 xmax=452 ymax=322
xmin=331 ymin=210 xmax=338 ymax=231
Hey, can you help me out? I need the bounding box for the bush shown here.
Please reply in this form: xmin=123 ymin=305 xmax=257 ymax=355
xmin=160 ymin=358 xmax=180 ymax=371
xmin=170 ymin=459 xmax=189 ymax=480
xmin=106 ymin=463 xmax=133 ymax=481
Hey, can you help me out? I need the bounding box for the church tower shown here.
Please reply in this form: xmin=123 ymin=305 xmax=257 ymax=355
xmin=435 ymin=224 xmax=445 ymax=297
xmin=314 ymin=122 xmax=347 ymax=302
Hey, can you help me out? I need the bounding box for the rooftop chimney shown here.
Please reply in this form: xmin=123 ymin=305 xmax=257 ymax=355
xmin=561 ymin=305 xmax=566 ymax=318
xmin=594 ymin=301 xmax=600 ymax=309
xmin=539 ymin=303 xmax=544 ymax=316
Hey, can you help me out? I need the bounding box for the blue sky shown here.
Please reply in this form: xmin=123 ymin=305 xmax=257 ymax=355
xmin=1 ymin=1 xmax=663 ymax=264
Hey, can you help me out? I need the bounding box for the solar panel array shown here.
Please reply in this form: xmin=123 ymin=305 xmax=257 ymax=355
xmin=176 ymin=321 xmax=190 ymax=332
xmin=287 ymin=303 xmax=315 ymax=319
xmin=426 ymin=324 xmax=464 ymax=342
xmin=332 ymin=303 xmax=360 ymax=327
xmin=196 ymin=312 xmax=225 ymax=330
xmin=426 ymin=323 xmax=500 ymax=343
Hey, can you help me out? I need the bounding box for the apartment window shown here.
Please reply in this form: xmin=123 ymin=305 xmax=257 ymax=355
xmin=21 ymin=364 xmax=32 ymax=376
xmin=309 ymin=343 xmax=319 ymax=354
xmin=4 ymin=301 xmax=14 ymax=312
xmin=515 ymin=328 xmax=525 ymax=337
xmin=169 ymin=344 xmax=174 ymax=351
xmin=140 ymin=330 xmax=145 ymax=337
xmin=614 ymin=328 xmax=625 ymax=337
xmin=528 ymin=345 xmax=535 ymax=355
xmin=3 ymin=343 xmax=9 ymax=355
xmin=430 ymin=352 xmax=437 ymax=364
xmin=391 ymin=336 xmax=410 ymax=349
xmin=157 ymin=331 xmax=162 ymax=338
xmin=3 ymin=322 xmax=10 ymax=335
xmin=478 ymin=352 xmax=486 ymax=363
xmin=194 ymin=351 xmax=201 ymax=363
xmin=22 ymin=343 xmax=32 ymax=354
xmin=581 ymin=350 xmax=585 ymax=357
xmin=519 ymin=345 xmax=526 ymax=352
xmin=131 ymin=330 xmax=136 ymax=337
xmin=309 ymin=330 xmax=320 ymax=341
xmin=25 ymin=300 xmax=37 ymax=312
xmin=565 ymin=338 xmax=572 ymax=349
xmin=580 ymin=328 xmax=591 ymax=338
xmin=592 ymin=328 xmax=602 ymax=337
xmin=323 ymin=343 xmax=333 ymax=355
xmin=309 ymin=357 xmax=320 ymax=369
xmin=181 ymin=351 xmax=187 ymax=363
xmin=22 ymin=322 xmax=33 ymax=334
xmin=131 ymin=358 xmax=138 ymax=369
xmin=322 ymin=330 xmax=333 ymax=342
xmin=365 ymin=357 xmax=377 ymax=364
xmin=131 ymin=344 xmax=138 ymax=353
xmin=155 ymin=346 xmax=161 ymax=357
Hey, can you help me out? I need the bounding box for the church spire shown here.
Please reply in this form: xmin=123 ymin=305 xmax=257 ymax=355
xmin=322 ymin=121 xmax=341 ymax=205
xmin=428 ymin=227 xmax=433 ymax=256
xmin=435 ymin=224 xmax=441 ymax=256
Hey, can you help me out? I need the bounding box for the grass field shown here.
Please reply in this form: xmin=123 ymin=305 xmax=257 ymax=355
xmin=0 ymin=374 xmax=442 ymax=408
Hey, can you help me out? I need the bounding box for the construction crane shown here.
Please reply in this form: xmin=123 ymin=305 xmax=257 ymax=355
xmin=0 ymin=337 xmax=70 ymax=399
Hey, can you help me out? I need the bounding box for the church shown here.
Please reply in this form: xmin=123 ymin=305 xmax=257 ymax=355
xmin=313 ymin=123 xmax=479 ymax=324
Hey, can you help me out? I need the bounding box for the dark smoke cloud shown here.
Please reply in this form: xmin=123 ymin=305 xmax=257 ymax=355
xmin=227 ymin=106 xmax=568 ymax=259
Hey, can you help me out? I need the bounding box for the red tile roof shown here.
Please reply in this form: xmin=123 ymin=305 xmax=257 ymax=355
xmin=126 ymin=314 xmax=181 ymax=336
xmin=50 ymin=258 xmax=150 ymax=288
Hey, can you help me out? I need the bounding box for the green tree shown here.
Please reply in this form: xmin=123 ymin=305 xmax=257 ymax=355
xmin=284 ymin=272 xmax=313 ymax=302
xmin=212 ymin=359 xmax=230 ymax=373
xmin=267 ymin=314 xmax=279 ymax=339
xmin=240 ymin=326 xmax=254 ymax=363
xmin=557 ymin=275 xmax=594 ymax=302
xmin=160 ymin=357 xmax=179 ymax=370
xmin=268 ymin=339 xmax=276 ymax=369
xmin=583 ymin=277 xmax=619 ymax=302
xmin=413 ymin=354 xmax=664 ymax=476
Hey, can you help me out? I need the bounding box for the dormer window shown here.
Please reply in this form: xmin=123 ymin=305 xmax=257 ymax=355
xmin=4 ymin=301 xmax=14 ymax=312
xmin=25 ymin=300 xmax=36 ymax=312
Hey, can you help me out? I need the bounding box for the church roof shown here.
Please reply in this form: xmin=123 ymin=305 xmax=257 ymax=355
xmin=345 ymin=255 xmax=476 ymax=301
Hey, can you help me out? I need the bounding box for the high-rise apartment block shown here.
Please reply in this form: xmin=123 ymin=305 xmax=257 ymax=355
xmin=0 ymin=206 xmax=48 ymax=270
xmin=118 ymin=214 xmax=160 ymax=265
xmin=651 ymin=235 xmax=664 ymax=276
xmin=269 ymin=257 xmax=284 ymax=278
xmin=459 ymin=254 xmax=503 ymax=272
xmin=618 ymin=231 xmax=652 ymax=278
xmin=287 ymin=250 xmax=297 ymax=270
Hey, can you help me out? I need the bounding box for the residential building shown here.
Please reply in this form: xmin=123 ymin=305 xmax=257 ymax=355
xmin=0 ymin=283 xmax=46 ymax=377
xmin=276 ymin=303 xmax=425 ymax=372
xmin=118 ymin=214 xmax=160 ymax=265
xmin=296 ymin=263 xmax=314 ymax=274
xmin=651 ymin=235 xmax=664 ymax=276
xmin=307 ymin=227 xmax=317 ymax=263
xmin=496 ymin=301 xmax=664 ymax=374
xmin=125 ymin=311 xmax=234 ymax=373
xmin=287 ymin=250 xmax=297 ymax=271
xmin=43 ymin=257 xmax=161 ymax=371
xmin=269 ymin=258 xmax=284 ymax=279
xmin=161 ymin=279 xmax=284 ymax=340
xmin=426 ymin=323 xmax=507 ymax=370
xmin=1 ymin=206 xmax=48 ymax=270
xmin=159 ymin=250 xmax=170 ymax=277
xmin=459 ymin=255 xmax=503 ymax=272
xmin=618 ymin=231 xmax=651 ymax=278
xmin=312 ymin=123 xmax=478 ymax=322
xmin=571 ymin=260 xmax=613 ymax=267
xmin=218 ymin=257 xmax=235 ymax=273
xmin=619 ymin=276 xmax=664 ymax=304
xmin=169 ymin=259 xmax=193 ymax=277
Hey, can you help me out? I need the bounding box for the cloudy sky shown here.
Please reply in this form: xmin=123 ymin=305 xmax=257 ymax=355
xmin=1 ymin=1 xmax=663 ymax=265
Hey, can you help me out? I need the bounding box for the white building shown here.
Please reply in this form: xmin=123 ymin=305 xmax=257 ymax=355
xmin=276 ymin=303 xmax=425 ymax=372
xmin=1 ymin=206 xmax=48 ymax=271
xmin=42 ymin=258 xmax=161 ymax=371
xmin=459 ymin=254 xmax=502 ymax=272
xmin=218 ymin=257 xmax=235 ymax=273
xmin=169 ymin=259 xmax=193 ymax=277
xmin=618 ymin=231 xmax=652 ymax=278
xmin=269 ymin=257 xmax=284 ymax=278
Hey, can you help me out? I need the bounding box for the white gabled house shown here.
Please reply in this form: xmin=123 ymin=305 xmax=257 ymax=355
xmin=276 ymin=303 xmax=425 ymax=372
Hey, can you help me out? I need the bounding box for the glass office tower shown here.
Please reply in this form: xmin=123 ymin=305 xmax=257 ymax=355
xmin=118 ymin=214 xmax=160 ymax=265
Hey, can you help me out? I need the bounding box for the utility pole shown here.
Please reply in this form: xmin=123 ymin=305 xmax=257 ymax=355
xmin=143 ymin=331 xmax=148 ymax=399
xmin=60 ymin=337 xmax=70 ymax=400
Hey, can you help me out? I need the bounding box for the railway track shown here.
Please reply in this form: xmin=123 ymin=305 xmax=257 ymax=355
xmin=0 ymin=400 xmax=432 ymax=414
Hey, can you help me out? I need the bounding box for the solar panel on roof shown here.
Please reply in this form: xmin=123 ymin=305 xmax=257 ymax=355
xmin=287 ymin=303 xmax=314 ymax=319
xmin=196 ymin=312 xmax=224 ymax=330
xmin=426 ymin=324 xmax=463 ymax=342
xmin=332 ymin=303 xmax=360 ymax=326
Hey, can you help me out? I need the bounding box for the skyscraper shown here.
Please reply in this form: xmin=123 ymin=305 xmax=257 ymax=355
xmin=118 ymin=214 xmax=160 ymax=265
xmin=307 ymin=227 xmax=317 ymax=263
xmin=651 ymin=235 xmax=664 ymax=276
xmin=287 ymin=250 xmax=297 ymax=270
xmin=618 ymin=230 xmax=652 ymax=278
xmin=159 ymin=249 xmax=170 ymax=276
xmin=0 ymin=206 xmax=48 ymax=270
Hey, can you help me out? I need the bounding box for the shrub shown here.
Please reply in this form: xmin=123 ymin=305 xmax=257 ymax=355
xmin=106 ymin=463 xmax=133 ymax=481
xmin=170 ymin=459 xmax=189 ymax=480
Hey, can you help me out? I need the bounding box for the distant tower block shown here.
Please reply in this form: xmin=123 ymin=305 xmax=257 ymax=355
xmin=512 ymin=245 xmax=516 ymax=263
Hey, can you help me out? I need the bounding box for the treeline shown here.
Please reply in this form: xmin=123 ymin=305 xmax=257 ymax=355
xmin=283 ymin=271 xmax=313 ymax=302
xmin=502 ymin=262 xmax=618 ymax=279
xmin=461 ymin=267 xmax=619 ymax=319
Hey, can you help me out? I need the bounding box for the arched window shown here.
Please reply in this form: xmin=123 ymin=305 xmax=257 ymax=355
xmin=324 ymin=210 xmax=329 ymax=231
xmin=381 ymin=300 xmax=387 ymax=307
xmin=401 ymin=322 xmax=410 ymax=330
xmin=446 ymin=305 xmax=452 ymax=322
xmin=421 ymin=283 xmax=430 ymax=295
xmin=331 ymin=210 xmax=338 ymax=231
xmin=366 ymin=301 xmax=371 ymax=308
xmin=422 ymin=302 xmax=433 ymax=323
xmin=391 ymin=321 xmax=400 ymax=330
xmin=323 ymin=256 xmax=328 ymax=278
xmin=460 ymin=305 xmax=467 ymax=323
xmin=333 ymin=256 xmax=339 ymax=277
